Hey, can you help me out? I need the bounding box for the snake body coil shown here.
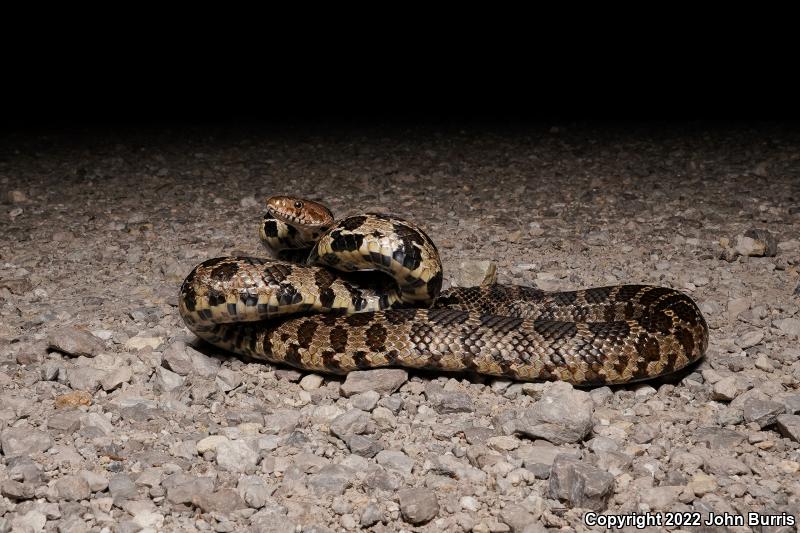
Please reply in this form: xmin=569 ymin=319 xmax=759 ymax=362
xmin=179 ymin=196 xmax=707 ymax=385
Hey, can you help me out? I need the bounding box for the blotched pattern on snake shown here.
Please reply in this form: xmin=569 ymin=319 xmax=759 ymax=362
xmin=179 ymin=196 xmax=708 ymax=385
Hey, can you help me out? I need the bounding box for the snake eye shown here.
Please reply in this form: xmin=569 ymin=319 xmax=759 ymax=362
xmin=294 ymin=201 xmax=304 ymax=209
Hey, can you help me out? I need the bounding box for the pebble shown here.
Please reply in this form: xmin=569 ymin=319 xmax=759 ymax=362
xmin=514 ymin=382 xmax=594 ymax=444
xmin=375 ymin=450 xmax=415 ymax=476
xmin=215 ymin=439 xmax=258 ymax=473
xmin=360 ymin=503 xmax=383 ymax=527
xmin=54 ymin=391 xmax=92 ymax=409
xmin=155 ymin=366 xmax=184 ymax=392
xmin=101 ymin=366 xmax=132 ymax=391
xmin=330 ymin=409 xmax=370 ymax=439
xmin=52 ymin=475 xmax=91 ymax=501
xmin=736 ymin=330 xmax=764 ymax=349
xmin=350 ymin=390 xmax=380 ymax=411
xmin=340 ymin=369 xmax=408 ymax=397
xmin=424 ymin=382 xmax=474 ymax=413
xmin=108 ymin=474 xmax=138 ymax=501
xmin=776 ymin=414 xmax=800 ymax=442
xmin=0 ymin=428 xmax=52 ymax=456
xmin=742 ymin=398 xmax=785 ymax=428
xmin=775 ymin=317 xmax=800 ymax=338
xmin=450 ymin=260 xmax=497 ymax=287
xmin=346 ymin=434 xmax=383 ymax=457
xmin=299 ymin=373 xmax=324 ymax=390
xmin=161 ymin=340 xmax=194 ymax=375
xmin=306 ymin=464 xmax=354 ymax=496
xmin=548 ymin=455 xmax=615 ymax=511
xmin=398 ymin=487 xmax=439 ymax=524
xmin=46 ymin=411 xmax=82 ymax=434
xmin=192 ymin=489 xmax=248 ymax=513
xmin=47 ymin=327 xmax=104 ymax=357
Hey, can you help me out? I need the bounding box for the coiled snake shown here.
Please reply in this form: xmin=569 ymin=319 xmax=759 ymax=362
xmin=179 ymin=196 xmax=707 ymax=385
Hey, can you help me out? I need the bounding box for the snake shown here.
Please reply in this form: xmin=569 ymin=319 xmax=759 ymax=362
xmin=178 ymin=196 xmax=708 ymax=385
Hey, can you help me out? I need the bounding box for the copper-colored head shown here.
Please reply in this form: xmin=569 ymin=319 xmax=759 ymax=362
xmin=265 ymin=196 xmax=334 ymax=227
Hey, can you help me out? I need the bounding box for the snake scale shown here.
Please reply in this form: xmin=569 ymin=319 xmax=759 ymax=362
xmin=179 ymin=196 xmax=708 ymax=385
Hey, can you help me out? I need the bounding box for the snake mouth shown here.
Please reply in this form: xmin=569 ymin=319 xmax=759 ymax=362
xmin=266 ymin=206 xmax=331 ymax=228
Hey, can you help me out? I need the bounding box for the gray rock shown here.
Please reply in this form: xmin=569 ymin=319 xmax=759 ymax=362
xmin=47 ymin=327 xmax=104 ymax=357
xmin=79 ymin=471 xmax=109 ymax=492
xmin=11 ymin=511 xmax=46 ymax=533
xmin=330 ymin=409 xmax=370 ymax=439
xmin=351 ymin=390 xmax=380 ymax=411
xmin=155 ymin=366 xmax=184 ymax=392
xmin=514 ymin=382 xmax=594 ymax=444
xmin=424 ymin=383 xmax=474 ymax=413
xmin=101 ymin=366 xmax=132 ymax=392
xmin=360 ymin=503 xmax=383 ymax=527
xmin=187 ymin=345 xmax=222 ymax=377
xmin=162 ymin=340 xmax=193 ymax=375
xmin=67 ymin=367 xmax=103 ymax=392
xmin=500 ymin=504 xmax=537 ymax=533
xmin=346 ymin=434 xmax=383 ymax=458
xmin=639 ymin=486 xmax=681 ymax=510
xmin=776 ymin=414 xmax=800 ymax=442
xmin=238 ymin=475 xmax=272 ymax=509
xmin=451 ymin=260 xmax=497 ymax=287
xmin=299 ymin=373 xmax=324 ymax=391
xmin=375 ymin=450 xmax=415 ymax=476
xmin=216 ymin=439 xmax=258 ymax=473
xmin=716 ymin=407 xmax=744 ymax=426
xmin=109 ymin=474 xmax=138 ymax=501
xmin=705 ymin=456 xmax=751 ymax=476
xmin=340 ymin=369 xmax=408 ymax=397
xmin=398 ymin=487 xmax=439 ymax=525
xmin=192 ymin=489 xmax=248 ymax=513
xmin=164 ymin=475 xmax=214 ymax=504
xmin=631 ymin=423 xmax=659 ymax=444
xmin=548 ymin=454 xmax=614 ymax=511
xmin=0 ymin=428 xmax=52 ymax=456
xmin=53 ymin=475 xmax=91 ymax=501
xmin=1 ymin=480 xmax=35 ymax=500
xmin=216 ymin=368 xmax=242 ymax=392
xmin=742 ymin=399 xmax=784 ymax=428
xmin=694 ymin=427 xmax=747 ymax=449
xmin=775 ymin=318 xmax=800 ymax=338
xmin=306 ymin=464 xmax=354 ymax=496
xmin=263 ymin=409 xmax=301 ymax=434
xmin=711 ymin=376 xmax=747 ymax=401
xmin=778 ymin=394 xmax=800 ymax=415
xmin=47 ymin=411 xmax=82 ymax=434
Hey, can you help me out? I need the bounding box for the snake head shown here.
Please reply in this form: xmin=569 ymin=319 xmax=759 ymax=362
xmin=266 ymin=196 xmax=335 ymax=229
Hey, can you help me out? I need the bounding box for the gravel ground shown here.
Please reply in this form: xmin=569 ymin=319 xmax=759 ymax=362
xmin=0 ymin=123 xmax=799 ymax=532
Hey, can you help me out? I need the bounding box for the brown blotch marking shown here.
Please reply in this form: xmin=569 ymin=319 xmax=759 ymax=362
xmin=479 ymin=314 xmax=524 ymax=334
xmin=533 ymin=320 xmax=578 ymax=340
xmin=668 ymin=299 xmax=702 ymax=325
xmin=210 ymin=261 xmax=240 ymax=281
xmin=587 ymin=321 xmax=631 ymax=346
xmin=339 ymin=215 xmax=368 ymax=231
xmin=673 ymin=327 xmax=696 ymax=360
xmin=285 ymin=343 xmax=302 ymax=367
xmin=264 ymin=263 xmax=292 ymax=283
xmin=262 ymin=217 xmax=280 ymax=237
xmin=297 ymin=320 xmax=318 ymax=349
xmin=428 ymin=308 xmax=470 ymax=327
xmin=207 ymin=288 xmax=226 ymax=307
xmin=181 ymin=272 xmax=198 ymax=312
xmin=365 ymin=322 xmax=388 ymax=352
xmin=615 ymin=285 xmax=648 ymax=302
xmin=585 ymin=286 xmax=613 ymax=304
xmin=384 ymin=309 xmax=417 ymax=325
xmin=640 ymin=310 xmax=673 ymax=335
xmin=329 ymin=326 xmax=349 ymax=353
xmin=353 ymin=350 xmax=370 ymax=368
xmin=637 ymin=286 xmax=674 ymax=307
xmin=552 ymin=291 xmax=578 ymax=306
xmin=635 ymin=334 xmax=661 ymax=363
xmin=427 ymin=270 xmax=443 ymax=299
xmin=321 ymin=350 xmax=340 ymax=370
xmin=344 ymin=312 xmax=374 ymax=328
